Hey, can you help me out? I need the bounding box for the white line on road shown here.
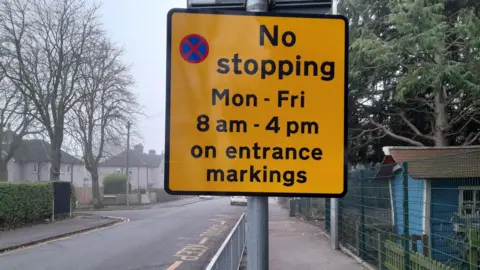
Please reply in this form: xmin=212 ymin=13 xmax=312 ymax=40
xmin=198 ymin=237 xmax=208 ymax=245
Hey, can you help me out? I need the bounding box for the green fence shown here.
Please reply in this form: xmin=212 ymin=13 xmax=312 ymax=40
xmin=325 ymin=149 xmax=480 ymax=270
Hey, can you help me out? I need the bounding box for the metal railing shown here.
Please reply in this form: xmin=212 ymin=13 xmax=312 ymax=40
xmin=205 ymin=212 xmax=247 ymax=270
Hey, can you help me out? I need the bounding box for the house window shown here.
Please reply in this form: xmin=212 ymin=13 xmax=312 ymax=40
xmin=459 ymin=187 xmax=480 ymax=216
xmin=33 ymin=163 xmax=38 ymax=173
xmin=67 ymin=165 xmax=71 ymax=173
xmin=60 ymin=165 xmax=64 ymax=174
xmin=116 ymin=168 xmax=133 ymax=174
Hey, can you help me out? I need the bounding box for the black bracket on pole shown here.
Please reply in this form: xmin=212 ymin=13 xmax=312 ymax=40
xmin=187 ymin=0 xmax=333 ymax=13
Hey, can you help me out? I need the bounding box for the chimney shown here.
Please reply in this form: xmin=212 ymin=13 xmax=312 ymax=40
xmin=149 ymin=149 xmax=156 ymax=155
xmin=133 ymin=144 xmax=144 ymax=154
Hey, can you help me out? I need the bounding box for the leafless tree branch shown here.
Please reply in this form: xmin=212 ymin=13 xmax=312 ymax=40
xmin=0 ymin=0 xmax=103 ymax=180
xmin=369 ymin=118 xmax=425 ymax=146
xmin=65 ymin=36 xmax=141 ymax=208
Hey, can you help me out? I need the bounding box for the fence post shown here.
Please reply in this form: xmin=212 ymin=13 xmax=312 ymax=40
xmin=360 ymin=169 xmax=366 ymax=259
xmin=403 ymin=162 xmax=410 ymax=268
xmin=331 ymin=198 xmax=339 ymax=250
xmin=325 ymin=198 xmax=331 ymax=232
xmin=377 ymin=232 xmax=384 ymax=269
xmin=307 ymin=198 xmax=312 ymax=220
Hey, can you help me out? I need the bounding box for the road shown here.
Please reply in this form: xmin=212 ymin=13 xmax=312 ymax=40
xmin=0 ymin=197 xmax=246 ymax=270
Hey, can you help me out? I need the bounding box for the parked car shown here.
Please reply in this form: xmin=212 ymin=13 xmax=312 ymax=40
xmin=199 ymin=195 xmax=214 ymax=199
xmin=230 ymin=196 xmax=247 ymax=206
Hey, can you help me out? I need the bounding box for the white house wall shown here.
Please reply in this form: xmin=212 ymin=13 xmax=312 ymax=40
xmin=12 ymin=162 xmax=84 ymax=183
xmin=61 ymin=164 xmax=85 ymax=187
xmin=150 ymin=166 xmax=164 ymax=188
xmin=97 ymin=166 xmax=164 ymax=189
xmin=18 ymin=162 xmax=46 ymax=182
xmin=6 ymin=159 xmax=19 ymax=182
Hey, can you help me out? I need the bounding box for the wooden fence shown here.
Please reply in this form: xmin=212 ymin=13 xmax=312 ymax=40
xmin=383 ymin=239 xmax=454 ymax=270
xmin=75 ymin=187 xmax=103 ymax=204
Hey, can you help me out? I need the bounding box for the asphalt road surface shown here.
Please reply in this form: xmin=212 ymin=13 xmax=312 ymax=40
xmin=0 ymin=197 xmax=246 ymax=270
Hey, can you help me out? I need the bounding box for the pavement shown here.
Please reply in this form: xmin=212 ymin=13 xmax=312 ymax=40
xmin=76 ymin=197 xmax=200 ymax=212
xmin=0 ymin=196 xmax=246 ymax=270
xmin=0 ymin=215 xmax=120 ymax=253
xmin=269 ymin=198 xmax=362 ymax=270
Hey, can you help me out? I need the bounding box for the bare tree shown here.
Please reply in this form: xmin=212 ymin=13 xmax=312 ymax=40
xmin=0 ymin=73 xmax=36 ymax=180
xmin=0 ymin=0 xmax=102 ymax=180
xmin=66 ymin=37 xmax=139 ymax=208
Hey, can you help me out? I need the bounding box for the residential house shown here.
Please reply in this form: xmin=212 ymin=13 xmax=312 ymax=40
xmin=374 ymin=146 xmax=480 ymax=266
xmin=97 ymin=144 xmax=164 ymax=189
xmin=3 ymin=139 xmax=85 ymax=185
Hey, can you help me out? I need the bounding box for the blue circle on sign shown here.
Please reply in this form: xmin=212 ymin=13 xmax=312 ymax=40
xmin=179 ymin=34 xmax=209 ymax=64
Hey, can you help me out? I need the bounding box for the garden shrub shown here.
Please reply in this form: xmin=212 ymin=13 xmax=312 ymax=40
xmin=103 ymin=173 xmax=129 ymax=194
xmin=0 ymin=182 xmax=53 ymax=228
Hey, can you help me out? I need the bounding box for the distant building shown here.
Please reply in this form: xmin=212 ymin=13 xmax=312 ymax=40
xmin=97 ymin=144 xmax=164 ymax=189
xmin=2 ymin=139 xmax=84 ymax=184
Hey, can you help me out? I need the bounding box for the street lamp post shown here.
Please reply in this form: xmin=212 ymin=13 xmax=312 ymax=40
xmin=125 ymin=121 xmax=131 ymax=206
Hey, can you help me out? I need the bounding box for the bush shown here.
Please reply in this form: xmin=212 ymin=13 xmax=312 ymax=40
xmin=70 ymin=182 xmax=76 ymax=212
xmin=103 ymin=173 xmax=129 ymax=194
xmin=0 ymin=182 xmax=53 ymax=228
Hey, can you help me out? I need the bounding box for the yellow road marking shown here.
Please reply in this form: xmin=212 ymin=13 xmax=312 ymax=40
xmin=214 ymin=214 xmax=233 ymax=218
xmin=208 ymin=219 xmax=225 ymax=223
xmin=198 ymin=237 xmax=208 ymax=245
xmin=172 ymin=215 xmax=232 ymax=264
xmin=167 ymin=261 xmax=183 ymax=270
xmin=178 ymin=237 xmax=199 ymax=240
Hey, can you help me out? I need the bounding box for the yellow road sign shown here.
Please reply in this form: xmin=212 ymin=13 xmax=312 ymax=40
xmin=165 ymin=8 xmax=348 ymax=197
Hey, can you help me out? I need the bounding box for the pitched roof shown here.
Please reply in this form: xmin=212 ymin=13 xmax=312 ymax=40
xmin=377 ymin=146 xmax=480 ymax=179
xmin=99 ymin=149 xmax=163 ymax=168
xmin=5 ymin=139 xmax=83 ymax=164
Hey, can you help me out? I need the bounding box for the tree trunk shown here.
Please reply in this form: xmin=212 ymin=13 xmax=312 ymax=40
xmin=50 ymin=139 xmax=62 ymax=181
xmin=0 ymin=161 xmax=8 ymax=181
xmin=90 ymin=167 xmax=104 ymax=209
xmin=434 ymin=87 xmax=449 ymax=147
xmin=433 ymin=50 xmax=449 ymax=147
xmin=50 ymin=120 xmax=65 ymax=181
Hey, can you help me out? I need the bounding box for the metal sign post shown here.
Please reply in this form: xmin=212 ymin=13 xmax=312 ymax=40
xmin=245 ymin=2 xmax=270 ymax=269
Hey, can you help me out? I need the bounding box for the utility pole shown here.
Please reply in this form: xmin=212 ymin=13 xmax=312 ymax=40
xmin=245 ymin=2 xmax=269 ymax=270
xmin=125 ymin=121 xmax=131 ymax=206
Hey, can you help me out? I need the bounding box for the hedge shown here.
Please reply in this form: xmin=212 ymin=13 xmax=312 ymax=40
xmin=70 ymin=183 xmax=76 ymax=212
xmin=0 ymin=182 xmax=53 ymax=228
xmin=0 ymin=182 xmax=76 ymax=229
xmin=103 ymin=173 xmax=130 ymax=194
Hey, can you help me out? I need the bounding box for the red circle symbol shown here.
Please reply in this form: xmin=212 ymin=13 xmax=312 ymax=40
xmin=179 ymin=34 xmax=209 ymax=64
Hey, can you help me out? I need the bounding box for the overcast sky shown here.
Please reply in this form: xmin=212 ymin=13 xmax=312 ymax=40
xmin=94 ymin=0 xmax=186 ymax=153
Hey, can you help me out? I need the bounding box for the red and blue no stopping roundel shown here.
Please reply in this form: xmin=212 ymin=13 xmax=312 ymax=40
xmin=179 ymin=34 xmax=209 ymax=64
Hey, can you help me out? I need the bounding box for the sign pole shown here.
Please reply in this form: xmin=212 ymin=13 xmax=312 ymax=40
xmin=245 ymin=2 xmax=269 ymax=270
